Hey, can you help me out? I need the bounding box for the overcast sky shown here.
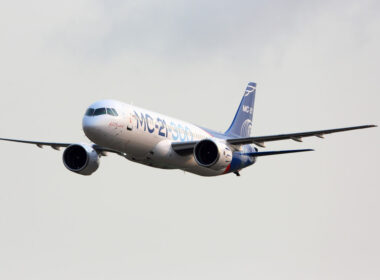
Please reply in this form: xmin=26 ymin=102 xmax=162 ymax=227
xmin=0 ymin=1 xmax=379 ymax=279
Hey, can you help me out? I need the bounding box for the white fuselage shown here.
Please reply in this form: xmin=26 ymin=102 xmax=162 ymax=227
xmin=82 ymin=99 xmax=242 ymax=176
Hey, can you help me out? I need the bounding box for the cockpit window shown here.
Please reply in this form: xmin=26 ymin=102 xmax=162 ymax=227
xmin=85 ymin=108 xmax=95 ymax=116
xmin=94 ymin=108 xmax=107 ymax=116
xmin=87 ymin=107 xmax=118 ymax=117
xmin=111 ymin=108 xmax=118 ymax=116
xmin=106 ymin=108 xmax=115 ymax=116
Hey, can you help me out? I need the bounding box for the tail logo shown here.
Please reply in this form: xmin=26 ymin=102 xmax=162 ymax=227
xmin=241 ymin=119 xmax=252 ymax=136
xmin=244 ymin=85 xmax=256 ymax=96
xmin=242 ymin=105 xmax=253 ymax=114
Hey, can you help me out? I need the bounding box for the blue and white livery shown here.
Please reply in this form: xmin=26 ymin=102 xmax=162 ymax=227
xmin=0 ymin=82 xmax=376 ymax=176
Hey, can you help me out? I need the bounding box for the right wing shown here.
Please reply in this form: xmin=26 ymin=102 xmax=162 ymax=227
xmin=0 ymin=137 xmax=71 ymax=150
xmin=0 ymin=137 xmax=125 ymax=156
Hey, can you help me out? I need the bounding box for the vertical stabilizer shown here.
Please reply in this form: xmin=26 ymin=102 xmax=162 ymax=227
xmin=224 ymin=82 xmax=256 ymax=137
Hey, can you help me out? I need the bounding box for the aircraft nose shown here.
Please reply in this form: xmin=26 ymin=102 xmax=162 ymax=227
xmin=82 ymin=116 xmax=102 ymax=140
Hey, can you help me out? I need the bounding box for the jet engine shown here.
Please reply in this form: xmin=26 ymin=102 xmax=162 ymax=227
xmin=62 ymin=144 xmax=100 ymax=175
xmin=193 ymin=139 xmax=232 ymax=170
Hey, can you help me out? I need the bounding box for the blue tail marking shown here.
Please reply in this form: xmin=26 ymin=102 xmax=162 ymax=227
xmin=224 ymin=82 xmax=256 ymax=137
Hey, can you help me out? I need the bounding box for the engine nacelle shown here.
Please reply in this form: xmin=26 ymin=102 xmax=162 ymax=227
xmin=193 ymin=139 xmax=232 ymax=170
xmin=62 ymin=144 xmax=100 ymax=175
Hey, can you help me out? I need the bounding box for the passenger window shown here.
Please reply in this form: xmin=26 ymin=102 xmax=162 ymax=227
xmin=85 ymin=108 xmax=95 ymax=116
xmin=106 ymin=108 xmax=115 ymax=116
xmin=94 ymin=108 xmax=106 ymax=116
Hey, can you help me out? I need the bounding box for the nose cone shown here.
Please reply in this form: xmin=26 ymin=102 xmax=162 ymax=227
xmin=82 ymin=116 xmax=103 ymax=142
xmin=82 ymin=99 xmax=122 ymax=143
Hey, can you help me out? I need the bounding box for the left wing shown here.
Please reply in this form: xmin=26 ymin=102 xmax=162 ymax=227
xmin=0 ymin=137 xmax=124 ymax=156
xmin=226 ymin=124 xmax=376 ymax=147
xmin=171 ymin=141 xmax=197 ymax=155
xmin=171 ymin=124 xmax=376 ymax=154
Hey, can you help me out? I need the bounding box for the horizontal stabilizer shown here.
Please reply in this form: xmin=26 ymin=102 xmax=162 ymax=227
xmin=242 ymin=149 xmax=314 ymax=157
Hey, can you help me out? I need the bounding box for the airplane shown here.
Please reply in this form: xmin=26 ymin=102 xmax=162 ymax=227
xmin=0 ymin=82 xmax=376 ymax=177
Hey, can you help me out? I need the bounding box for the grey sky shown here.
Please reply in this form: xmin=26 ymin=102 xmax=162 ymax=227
xmin=0 ymin=0 xmax=379 ymax=279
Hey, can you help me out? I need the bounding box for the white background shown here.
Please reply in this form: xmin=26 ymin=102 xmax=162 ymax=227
xmin=0 ymin=1 xmax=379 ymax=279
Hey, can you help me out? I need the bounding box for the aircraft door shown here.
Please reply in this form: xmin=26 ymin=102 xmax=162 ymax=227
xmin=127 ymin=113 xmax=134 ymax=131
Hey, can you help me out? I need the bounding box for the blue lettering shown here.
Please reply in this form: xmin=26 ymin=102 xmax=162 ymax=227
xmin=157 ymin=118 xmax=166 ymax=137
xmin=134 ymin=111 xmax=146 ymax=130
xmin=185 ymin=126 xmax=193 ymax=141
xmin=178 ymin=124 xmax=186 ymax=141
xmin=171 ymin=122 xmax=179 ymax=140
xmin=145 ymin=114 xmax=154 ymax=133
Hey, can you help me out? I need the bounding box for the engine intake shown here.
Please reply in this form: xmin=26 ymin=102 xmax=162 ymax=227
xmin=63 ymin=144 xmax=99 ymax=175
xmin=194 ymin=139 xmax=232 ymax=170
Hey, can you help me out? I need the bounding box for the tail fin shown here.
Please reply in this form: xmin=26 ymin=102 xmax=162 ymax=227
xmin=224 ymin=82 xmax=256 ymax=137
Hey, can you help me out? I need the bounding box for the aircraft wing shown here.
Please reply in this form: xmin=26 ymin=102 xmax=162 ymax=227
xmin=0 ymin=138 xmax=72 ymax=150
xmin=171 ymin=141 xmax=198 ymax=155
xmin=171 ymin=124 xmax=376 ymax=154
xmin=226 ymin=125 xmax=376 ymax=147
xmin=172 ymin=140 xmax=314 ymax=157
xmin=0 ymin=137 xmax=124 ymax=156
